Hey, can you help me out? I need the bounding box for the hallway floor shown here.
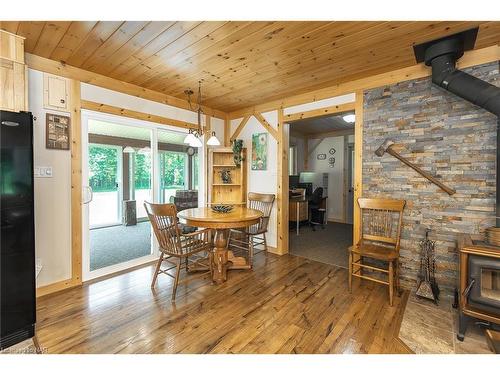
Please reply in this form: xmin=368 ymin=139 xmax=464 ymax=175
xmin=289 ymin=222 xmax=353 ymax=269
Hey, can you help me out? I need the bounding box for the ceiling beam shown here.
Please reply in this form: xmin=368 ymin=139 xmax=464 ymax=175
xmin=25 ymin=53 xmax=227 ymax=119
xmin=230 ymin=115 xmax=251 ymax=143
xmin=254 ymin=113 xmax=278 ymax=140
xmin=81 ymin=100 xmax=196 ymax=130
xmin=285 ymin=102 xmax=355 ymax=122
xmin=227 ymin=45 xmax=500 ymax=119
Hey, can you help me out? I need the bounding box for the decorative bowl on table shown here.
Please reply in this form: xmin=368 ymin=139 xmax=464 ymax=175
xmin=211 ymin=204 xmax=234 ymax=213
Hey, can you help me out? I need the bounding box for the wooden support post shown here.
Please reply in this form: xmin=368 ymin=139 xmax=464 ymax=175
xmin=277 ymin=108 xmax=289 ymax=255
xmin=70 ymin=79 xmax=83 ymax=286
xmin=352 ymin=90 xmax=364 ymax=272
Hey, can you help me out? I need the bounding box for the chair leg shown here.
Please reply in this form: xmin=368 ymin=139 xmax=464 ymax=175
xmin=185 ymin=255 xmax=189 ymax=273
xmin=263 ymin=232 xmax=268 ymax=253
xmin=227 ymin=230 xmax=232 ymax=250
xmin=348 ymin=251 xmax=353 ymax=292
xmin=151 ymin=252 xmax=164 ymax=289
xmin=389 ymin=261 xmax=394 ymax=306
xmin=171 ymin=257 xmax=182 ymax=301
xmin=396 ymin=260 xmax=400 ymax=293
xmin=208 ymin=250 xmax=214 ymax=282
xmin=249 ymin=234 xmax=254 ymax=268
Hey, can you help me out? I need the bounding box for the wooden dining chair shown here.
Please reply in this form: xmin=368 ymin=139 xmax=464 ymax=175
xmin=227 ymin=192 xmax=275 ymax=267
xmin=348 ymin=197 xmax=406 ymax=306
xmin=144 ymin=202 xmax=213 ymax=301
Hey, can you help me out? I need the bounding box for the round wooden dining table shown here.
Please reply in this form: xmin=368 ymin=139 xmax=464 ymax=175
xmin=177 ymin=206 xmax=263 ymax=284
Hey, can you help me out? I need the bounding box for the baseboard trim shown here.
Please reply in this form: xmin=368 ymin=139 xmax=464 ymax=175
xmin=36 ymin=277 xmax=82 ymax=299
xmin=266 ymin=246 xmax=283 ymax=255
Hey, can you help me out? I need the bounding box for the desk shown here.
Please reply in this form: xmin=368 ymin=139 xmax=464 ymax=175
xmin=289 ymin=197 xmax=308 ymax=235
xmin=178 ymin=207 xmax=262 ymax=284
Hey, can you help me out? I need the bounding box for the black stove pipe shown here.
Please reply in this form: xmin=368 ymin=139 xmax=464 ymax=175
xmin=417 ymin=30 xmax=500 ymax=224
xmin=424 ymin=37 xmax=500 ymax=117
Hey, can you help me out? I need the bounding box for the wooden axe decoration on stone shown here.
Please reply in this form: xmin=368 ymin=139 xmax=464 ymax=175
xmin=375 ymin=139 xmax=456 ymax=195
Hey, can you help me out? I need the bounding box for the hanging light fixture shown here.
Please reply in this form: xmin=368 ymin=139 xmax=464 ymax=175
xmin=184 ymin=81 xmax=220 ymax=147
xmin=123 ymin=146 xmax=135 ymax=153
xmin=207 ymin=131 xmax=221 ymax=146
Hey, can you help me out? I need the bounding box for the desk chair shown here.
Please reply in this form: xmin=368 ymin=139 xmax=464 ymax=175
xmin=309 ymin=187 xmax=327 ymax=231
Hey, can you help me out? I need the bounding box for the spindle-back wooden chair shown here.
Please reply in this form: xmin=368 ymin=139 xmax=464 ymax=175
xmin=348 ymin=197 xmax=406 ymax=306
xmin=144 ymin=202 xmax=213 ymax=301
xmin=228 ymin=192 xmax=275 ymax=267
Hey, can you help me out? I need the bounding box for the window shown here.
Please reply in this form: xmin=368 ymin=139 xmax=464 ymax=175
xmin=159 ymin=151 xmax=187 ymax=203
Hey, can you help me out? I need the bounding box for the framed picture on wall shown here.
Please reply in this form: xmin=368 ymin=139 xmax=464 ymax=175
xmin=251 ymin=132 xmax=268 ymax=170
xmin=46 ymin=113 xmax=70 ymax=150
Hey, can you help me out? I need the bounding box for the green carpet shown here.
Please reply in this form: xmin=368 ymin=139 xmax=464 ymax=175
xmin=289 ymin=222 xmax=352 ymax=269
xmin=90 ymin=221 xmax=152 ymax=271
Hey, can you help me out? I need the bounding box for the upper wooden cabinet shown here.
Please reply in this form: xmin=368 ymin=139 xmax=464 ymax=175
xmin=43 ymin=73 xmax=69 ymax=112
xmin=0 ymin=30 xmax=28 ymax=113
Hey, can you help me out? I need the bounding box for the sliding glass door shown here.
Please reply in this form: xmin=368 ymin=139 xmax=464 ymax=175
xmin=82 ymin=115 xmax=155 ymax=280
xmin=82 ymin=112 xmax=196 ymax=281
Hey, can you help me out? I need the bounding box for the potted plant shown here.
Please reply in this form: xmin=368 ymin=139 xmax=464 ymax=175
xmin=232 ymin=139 xmax=244 ymax=167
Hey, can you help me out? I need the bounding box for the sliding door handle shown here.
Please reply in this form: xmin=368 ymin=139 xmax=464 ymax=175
xmin=82 ymin=186 xmax=93 ymax=204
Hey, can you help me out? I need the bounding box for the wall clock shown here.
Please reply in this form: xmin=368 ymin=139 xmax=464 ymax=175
xmin=186 ymin=146 xmax=195 ymax=156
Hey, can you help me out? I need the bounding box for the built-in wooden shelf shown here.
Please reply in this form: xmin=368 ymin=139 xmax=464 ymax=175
xmin=208 ymin=148 xmax=247 ymax=206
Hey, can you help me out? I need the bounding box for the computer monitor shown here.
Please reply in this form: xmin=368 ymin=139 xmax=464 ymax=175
xmin=289 ymin=175 xmax=300 ymax=189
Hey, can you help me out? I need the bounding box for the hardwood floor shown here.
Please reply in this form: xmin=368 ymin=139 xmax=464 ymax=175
xmin=35 ymin=252 xmax=409 ymax=354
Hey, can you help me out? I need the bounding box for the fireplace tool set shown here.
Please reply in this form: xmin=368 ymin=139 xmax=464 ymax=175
xmin=416 ymin=229 xmax=440 ymax=303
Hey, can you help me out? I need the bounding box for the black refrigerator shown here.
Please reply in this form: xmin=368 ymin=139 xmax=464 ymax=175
xmin=0 ymin=110 xmax=36 ymax=350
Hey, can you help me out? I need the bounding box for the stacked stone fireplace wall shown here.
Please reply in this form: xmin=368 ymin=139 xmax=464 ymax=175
xmin=362 ymin=61 xmax=499 ymax=294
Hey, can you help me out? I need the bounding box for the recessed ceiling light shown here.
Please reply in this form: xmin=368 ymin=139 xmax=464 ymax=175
xmin=343 ymin=114 xmax=355 ymax=123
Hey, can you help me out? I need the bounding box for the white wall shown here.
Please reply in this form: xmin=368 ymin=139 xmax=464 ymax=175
xmin=307 ymin=136 xmax=345 ymax=222
xmin=230 ymin=111 xmax=278 ymax=248
xmin=30 ymin=70 xmax=224 ymax=287
xmin=29 ymin=69 xmax=72 ymax=287
xmin=289 ymin=136 xmax=305 ymax=173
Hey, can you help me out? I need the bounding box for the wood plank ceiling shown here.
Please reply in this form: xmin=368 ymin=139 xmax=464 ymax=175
xmin=1 ymin=21 xmax=499 ymax=112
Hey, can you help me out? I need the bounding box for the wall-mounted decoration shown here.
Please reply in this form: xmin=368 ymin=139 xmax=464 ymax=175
xmin=317 ymin=153 xmax=326 ymax=160
xmin=251 ymin=133 xmax=267 ymax=170
xmin=46 ymin=113 xmax=70 ymax=150
xmin=329 ymin=148 xmax=336 ymax=155
xmin=328 ymin=157 xmax=336 ymax=168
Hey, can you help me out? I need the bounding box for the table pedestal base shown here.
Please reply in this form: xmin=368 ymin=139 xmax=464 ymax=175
xmin=211 ymin=229 xmax=251 ymax=284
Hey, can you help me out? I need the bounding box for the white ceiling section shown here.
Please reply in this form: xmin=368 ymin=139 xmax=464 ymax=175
xmin=291 ymin=111 xmax=355 ymax=135
xmin=88 ymin=119 xmax=187 ymax=145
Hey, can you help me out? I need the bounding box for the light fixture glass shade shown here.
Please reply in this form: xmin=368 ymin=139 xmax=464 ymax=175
xmin=190 ymin=136 xmax=203 ymax=148
xmin=138 ymin=146 xmax=151 ymax=154
xmin=342 ymin=114 xmax=356 ymax=123
xmin=207 ymin=131 xmax=220 ymax=146
xmin=184 ymin=132 xmax=196 ymax=144
xmin=123 ymin=146 xmax=135 ymax=153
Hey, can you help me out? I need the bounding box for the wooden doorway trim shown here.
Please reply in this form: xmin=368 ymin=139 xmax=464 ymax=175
xmin=277 ymin=98 xmax=360 ymax=255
